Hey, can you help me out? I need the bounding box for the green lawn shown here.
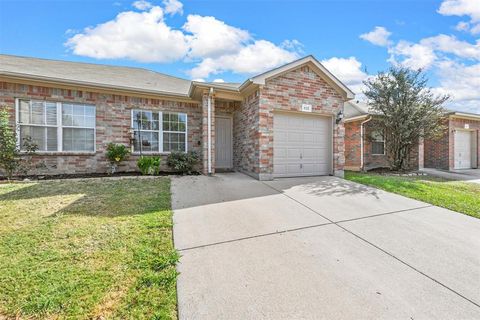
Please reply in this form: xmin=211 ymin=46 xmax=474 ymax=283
xmin=345 ymin=171 xmax=480 ymax=219
xmin=0 ymin=177 xmax=178 ymax=319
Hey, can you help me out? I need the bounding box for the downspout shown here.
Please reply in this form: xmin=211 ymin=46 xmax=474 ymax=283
xmin=207 ymin=87 xmax=213 ymax=175
xmin=360 ymin=116 xmax=372 ymax=171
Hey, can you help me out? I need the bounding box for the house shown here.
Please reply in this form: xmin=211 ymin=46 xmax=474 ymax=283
xmin=0 ymin=54 xmax=354 ymax=180
xmin=424 ymin=111 xmax=480 ymax=170
xmin=344 ymin=101 xmax=424 ymax=171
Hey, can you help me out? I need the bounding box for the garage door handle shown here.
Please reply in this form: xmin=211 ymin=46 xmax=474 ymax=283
xmin=300 ymin=154 xmax=303 ymax=159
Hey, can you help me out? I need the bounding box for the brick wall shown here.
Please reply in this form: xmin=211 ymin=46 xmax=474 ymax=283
xmin=233 ymin=91 xmax=260 ymax=176
xmin=345 ymin=118 xmax=424 ymax=171
xmin=257 ymin=65 xmax=345 ymax=179
xmin=424 ymin=119 xmax=449 ymax=170
xmin=344 ymin=120 xmax=362 ymax=170
xmin=0 ymin=81 xmax=202 ymax=176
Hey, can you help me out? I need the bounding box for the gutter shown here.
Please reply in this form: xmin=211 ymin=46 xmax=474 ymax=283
xmin=360 ymin=116 xmax=372 ymax=171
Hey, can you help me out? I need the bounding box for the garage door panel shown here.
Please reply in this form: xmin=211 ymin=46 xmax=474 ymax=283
xmin=274 ymin=113 xmax=332 ymax=178
xmin=454 ymin=131 xmax=472 ymax=169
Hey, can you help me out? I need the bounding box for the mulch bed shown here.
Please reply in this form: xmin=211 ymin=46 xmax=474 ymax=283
xmin=0 ymin=171 xmax=200 ymax=182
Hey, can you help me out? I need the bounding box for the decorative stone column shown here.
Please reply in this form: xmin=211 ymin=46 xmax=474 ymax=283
xmin=333 ymin=119 xmax=346 ymax=178
xmin=201 ymin=90 xmax=215 ymax=175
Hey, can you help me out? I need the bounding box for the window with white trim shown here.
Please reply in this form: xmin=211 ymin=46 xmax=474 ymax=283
xmin=131 ymin=110 xmax=187 ymax=153
xmin=371 ymin=130 xmax=385 ymax=155
xmin=17 ymin=99 xmax=96 ymax=152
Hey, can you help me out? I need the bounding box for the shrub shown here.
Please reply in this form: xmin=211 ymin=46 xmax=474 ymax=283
xmin=137 ymin=156 xmax=161 ymax=175
xmin=0 ymin=107 xmax=37 ymax=180
xmin=166 ymin=151 xmax=199 ymax=175
xmin=105 ymin=143 xmax=130 ymax=174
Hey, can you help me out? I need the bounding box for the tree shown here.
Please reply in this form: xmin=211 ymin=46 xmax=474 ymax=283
xmin=0 ymin=106 xmax=37 ymax=180
xmin=363 ymin=67 xmax=449 ymax=171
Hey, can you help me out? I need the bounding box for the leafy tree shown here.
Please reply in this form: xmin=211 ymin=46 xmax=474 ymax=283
xmin=0 ymin=106 xmax=38 ymax=180
xmin=363 ymin=67 xmax=449 ymax=171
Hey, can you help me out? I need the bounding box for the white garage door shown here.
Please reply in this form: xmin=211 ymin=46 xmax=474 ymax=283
xmin=273 ymin=112 xmax=332 ymax=178
xmin=454 ymin=130 xmax=472 ymax=169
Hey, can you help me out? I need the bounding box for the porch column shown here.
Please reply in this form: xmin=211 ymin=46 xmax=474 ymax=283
xmin=201 ymin=89 xmax=215 ymax=175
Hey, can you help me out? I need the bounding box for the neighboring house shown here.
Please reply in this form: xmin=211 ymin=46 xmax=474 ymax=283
xmin=344 ymin=101 xmax=424 ymax=171
xmin=0 ymin=54 xmax=354 ymax=180
xmin=424 ymin=112 xmax=480 ymax=170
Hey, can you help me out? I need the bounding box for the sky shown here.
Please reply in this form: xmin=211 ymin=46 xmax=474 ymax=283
xmin=0 ymin=0 xmax=479 ymax=113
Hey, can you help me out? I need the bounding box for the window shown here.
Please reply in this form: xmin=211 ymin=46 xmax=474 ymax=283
xmin=371 ymin=131 xmax=385 ymax=155
xmin=62 ymin=104 xmax=96 ymax=151
xmin=132 ymin=110 xmax=187 ymax=153
xmin=17 ymin=99 xmax=95 ymax=152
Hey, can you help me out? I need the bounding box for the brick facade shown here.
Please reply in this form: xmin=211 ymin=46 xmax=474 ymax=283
xmin=425 ymin=117 xmax=480 ymax=170
xmin=345 ymin=118 xmax=424 ymax=171
xmin=0 ymin=81 xmax=202 ymax=175
xmin=1 ymin=62 xmax=350 ymax=179
xmin=257 ymin=65 xmax=345 ymax=179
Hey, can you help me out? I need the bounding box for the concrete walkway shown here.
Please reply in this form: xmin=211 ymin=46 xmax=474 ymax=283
xmin=172 ymin=173 xmax=480 ymax=319
xmin=422 ymin=167 xmax=480 ymax=184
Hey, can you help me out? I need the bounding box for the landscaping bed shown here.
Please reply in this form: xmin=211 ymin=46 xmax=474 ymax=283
xmin=345 ymin=171 xmax=480 ymax=219
xmin=0 ymin=177 xmax=178 ymax=319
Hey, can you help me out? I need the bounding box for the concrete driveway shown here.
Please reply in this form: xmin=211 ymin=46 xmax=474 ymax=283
xmin=422 ymin=168 xmax=480 ymax=184
xmin=172 ymin=173 xmax=480 ymax=319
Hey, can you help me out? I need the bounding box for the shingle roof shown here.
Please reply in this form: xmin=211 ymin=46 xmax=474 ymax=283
xmin=344 ymin=101 xmax=369 ymax=119
xmin=0 ymin=54 xmax=192 ymax=96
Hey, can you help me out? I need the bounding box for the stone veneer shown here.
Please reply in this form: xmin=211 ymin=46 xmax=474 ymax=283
xmin=0 ymin=81 xmax=202 ymax=175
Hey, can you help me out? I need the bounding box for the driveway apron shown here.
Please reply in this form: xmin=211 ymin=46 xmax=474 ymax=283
xmin=172 ymin=173 xmax=480 ymax=319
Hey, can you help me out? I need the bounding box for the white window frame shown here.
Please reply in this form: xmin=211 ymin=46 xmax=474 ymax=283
xmin=131 ymin=109 xmax=188 ymax=154
xmin=371 ymin=130 xmax=385 ymax=155
xmin=15 ymin=98 xmax=96 ymax=153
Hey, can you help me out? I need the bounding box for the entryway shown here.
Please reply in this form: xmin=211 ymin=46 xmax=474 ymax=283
xmin=215 ymin=116 xmax=233 ymax=170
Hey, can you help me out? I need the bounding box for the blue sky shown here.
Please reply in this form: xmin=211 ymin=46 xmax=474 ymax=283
xmin=1 ymin=0 xmax=479 ymax=113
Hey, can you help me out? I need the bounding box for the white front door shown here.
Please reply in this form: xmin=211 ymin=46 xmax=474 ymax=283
xmin=454 ymin=130 xmax=472 ymax=169
xmin=215 ymin=117 xmax=233 ymax=169
xmin=273 ymin=112 xmax=332 ymax=178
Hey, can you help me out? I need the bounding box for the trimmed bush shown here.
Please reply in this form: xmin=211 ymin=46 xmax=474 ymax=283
xmin=137 ymin=156 xmax=161 ymax=175
xmin=166 ymin=151 xmax=199 ymax=175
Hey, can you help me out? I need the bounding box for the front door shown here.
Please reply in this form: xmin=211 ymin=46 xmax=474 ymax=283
xmin=215 ymin=117 xmax=233 ymax=169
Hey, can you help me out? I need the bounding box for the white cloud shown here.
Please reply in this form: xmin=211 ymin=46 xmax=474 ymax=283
xmin=66 ymin=1 xmax=301 ymax=79
xmin=432 ymin=60 xmax=480 ymax=113
xmin=360 ymin=26 xmax=392 ymax=47
xmin=132 ymin=0 xmax=152 ymax=10
xmin=192 ymin=78 xmax=205 ymax=82
xmin=455 ymin=21 xmax=470 ymax=31
xmin=189 ymin=40 xmax=299 ymax=78
xmin=163 ymin=0 xmax=183 ymax=15
xmin=388 ymin=40 xmax=437 ymax=70
xmin=420 ymin=34 xmax=480 ymax=60
xmin=471 ymin=23 xmax=480 ymax=34
xmin=321 ymin=56 xmax=369 ymax=94
xmin=212 ymin=79 xmax=225 ymax=83
xmin=438 ymin=0 xmax=480 ymax=35
xmin=183 ymin=15 xmax=251 ymax=59
xmin=66 ymin=6 xmax=189 ymax=62
xmin=438 ymin=0 xmax=480 ymax=21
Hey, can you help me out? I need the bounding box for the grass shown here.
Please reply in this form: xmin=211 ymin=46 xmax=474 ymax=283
xmin=0 ymin=177 xmax=178 ymax=319
xmin=345 ymin=171 xmax=480 ymax=219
